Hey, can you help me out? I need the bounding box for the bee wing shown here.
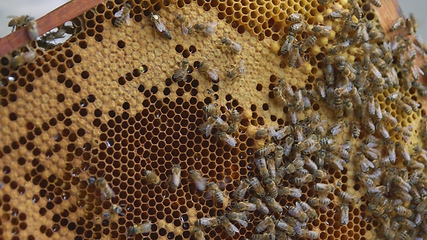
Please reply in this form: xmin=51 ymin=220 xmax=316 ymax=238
xmin=125 ymin=14 xmax=131 ymax=26
xmin=100 ymin=190 xmax=108 ymax=201
xmin=154 ymin=20 xmax=167 ymax=32
xmin=197 ymin=178 xmax=207 ymax=191
xmin=7 ymin=15 xmax=20 ymax=19
xmin=225 ymin=136 xmax=237 ymax=147
xmin=236 ymin=219 xmax=248 ymax=227
xmin=181 ymin=24 xmax=189 ymax=35
xmin=207 ymin=21 xmax=218 ymax=28
xmin=225 ymin=222 xmax=239 ymax=236
xmin=198 ymin=122 xmax=214 ymax=137
xmin=114 ymin=9 xmax=124 ymax=18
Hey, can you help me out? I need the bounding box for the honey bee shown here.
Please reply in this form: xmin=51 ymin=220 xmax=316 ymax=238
xmin=149 ymin=12 xmax=172 ymax=39
xmin=189 ymin=169 xmax=207 ymax=191
xmin=285 ymin=216 xmax=303 ymax=236
xmin=328 ymin=10 xmax=348 ymax=20
xmin=288 ymin=44 xmax=300 ymax=68
xmin=278 ymin=186 xmax=302 ymax=198
xmin=289 ymin=22 xmax=307 ymax=33
xmin=369 ymin=31 xmax=385 ymax=41
xmin=369 ymin=0 xmax=382 ymax=7
xmin=172 ymin=59 xmax=189 ymax=82
xmin=233 ymin=201 xmax=257 ymax=212
xmin=306 ymin=89 xmax=320 ymax=102
xmin=256 ymin=216 xmax=274 ymax=233
xmin=278 ymin=78 xmax=295 ymax=97
xmin=264 ymin=196 xmax=282 ymax=213
xmin=402 ymin=96 xmax=420 ymax=111
xmin=263 ymin=178 xmax=278 ymax=198
xmin=376 ymin=121 xmax=390 ymax=139
xmin=338 ymin=191 xmax=359 ymax=204
xmin=195 ymin=217 xmax=220 ymax=227
xmin=233 ymin=178 xmax=251 ymax=201
xmin=174 ymin=14 xmax=193 ymax=35
xmin=342 ymin=18 xmax=359 ymax=34
xmin=348 ymin=87 xmax=361 ymax=107
xmin=203 ymin=103 xmax=220 ymax=117
xmin=356 ymin=153 xmax=375 ymax=173
xmin=8 ymin=15 xmax=38 ymax=40
xmin=300 ymin=35 xmax=317 ymax=53
xmin=250 ymin=197 xmax=270 ymax=215
xmin=288 ymin=202 xmax=309 ymax=222
xmin=193 ymin=22 xmax=217 ymax=36
xmin=351 ymin=121 xmax=361 ymax=139
xmin=329 ymin=121 xmax=344 ymax=136
xmin=287 ymin=13 xmax=304 ymax=22
xmin=255 ymin=157 xmax=269 ymax=179
xmin=275 ymin=218 xmax=295 ymax=235
xmin=11 ymin=47 xmax=36 ymax=68
xmin=96 ymin=177 xmax=115 ymax=201
xmin=168 ymin=164 xmax=181 ymax=191
xmin=199 ymin=62 xmax=219 ymax=83
xmin=280 ymin=32 xmax=295 ymax=55
xmin=308 ymin=197 xmax=331 ymax=207
xmin=198 ymin=116 xmax=218 ymax=137
xmin=208 ymin=182 xmax=226 ymax=205
xmin=144 ymin=170 xmax=160 ymax=185
xmin=302 ymin=229 xmax=320 ymax=239
xmin=249 ymin=177 xmax=266 ymax=197
xmin=217 ymin=130 xmax=237 ymax=147
xmin=299 ymin=201 xmax=318 ymax=219
xmin=340 ymin=203 xmax=349 ymax=225
xmin=323 ymin=63 xmax=335 ymax=85
xmin=227 ymin=109 xmax=241 ymax=133
xmin=26 ymin=17 xmax=39 ymax=41
xmin=381 ymin=110 xmax=397 ymax=127
xmin=111 ymin=203 xmax=126 ymax=216
xmin=214 ymin=117 xmax=230 ymax=132
xmin=219 ymin=216 xmax=239 ymax=237
xmin=298 ymin=137 xmax=320 ymax=154
xmin=226 ymin=211 xmax=248 ymax=227
xmin=416 ymin=197 xmax=427 ymax=213
xmin=7 ymin=15 xmax=30 ymax=32
xmin=273 ymin=145 xmax=284 ymax=168
xmin=127 ymin=221 xmax=152 ymax=236
xmin=395 ymin=141 xmax=410 ymax=162
xmin=220 ymin=36 xmax=242 ymax=54
xmin=225 ymin=60 xmax=246 ymax=80
xmin=313 ymin=183 xmax=334 ymax=193
xmin=349 ymin=0 xmax=363 ymax=20
xmin=193 ymin=227 xmax=205 ymax=240
xmin=37 ymin=27 xmax=67 ymax=49
xmin=336 ymin=61 xmax=356 ymax=81
xmin=256 ymin=143 xmax=276 ymax=157
xmin=294 ymin=174 xmax=314 ymax=187
xmin=395 ymin=206 xmax=413 ymax=218
xmin=255 ymin=126 xmax=276 ymax=139
xmin=114 ymin=3 xmax=131 ymax=27
xmin=311 ymin=24 xmax=332 ymax=36
xmin=251 ymin=233 xmax=275 ymax=240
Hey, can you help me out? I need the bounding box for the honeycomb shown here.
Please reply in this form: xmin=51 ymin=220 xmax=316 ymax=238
xmin=1 ymin=0 xmax=427 ymax=239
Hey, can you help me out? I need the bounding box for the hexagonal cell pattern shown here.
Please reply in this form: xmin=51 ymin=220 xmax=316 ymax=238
xmin=0 ymin=0 xmax=427 ymax=239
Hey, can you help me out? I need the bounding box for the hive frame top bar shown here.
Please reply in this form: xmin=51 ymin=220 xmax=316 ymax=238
xmin=0 ymin=0 xmax=104 ymax=56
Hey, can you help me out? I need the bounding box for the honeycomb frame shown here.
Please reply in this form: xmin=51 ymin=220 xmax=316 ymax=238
xmin=1 ymin=0 xmax=427 ymax=239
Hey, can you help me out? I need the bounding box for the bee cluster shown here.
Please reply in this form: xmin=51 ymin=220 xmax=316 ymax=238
xmin=198 ymin=103 xmax=242 ymax=147
xmin=261 ymin=0 xmax=427 ymax=239
xmin=3 ymin=0 xmax=427 ymax=239
xmin=88 ymin=176 xmax=152 ymax=236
